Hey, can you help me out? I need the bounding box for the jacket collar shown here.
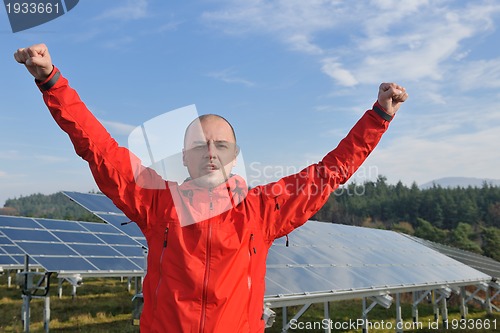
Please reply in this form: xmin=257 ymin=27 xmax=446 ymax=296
xmin=171 ymin=174 xmax=249 ymax=226
xmin=179 ymin=174 xmax=248 ymax=197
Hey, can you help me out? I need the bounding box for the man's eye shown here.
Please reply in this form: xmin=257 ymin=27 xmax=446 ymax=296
xmin=216 ymin=143 xmax=229 ymax=149
xmin=193 ymin=145 xmax=206 ymax=150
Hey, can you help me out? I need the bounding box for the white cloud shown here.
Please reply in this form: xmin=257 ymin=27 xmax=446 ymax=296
xmin=203 ymin=0 xmax=500 ymax=91
xmin=34 ymin=155 xmax=69 ymax=163
xmin=206 ymin=68 xmax=255 ymax=87
xmin=359 ymin=91 xmax=500 ymax=185
xmin=366 ymin=124 xmax=500 ymax=186
xmin=203 ymin=0 xmax=342 ymax=33
xmin=457 ymin=59 xmax=500 ymax=91
xmin=73 ymin=0 xmax=491 ymax=189
xmin=96 ymin=0 xmax=149 ymax=21
xmin=0 ymin=150 xmax=22 ymax=160
xmin=202 ymin=0 xmax=344 ymax=54
xmin=100 ymin=120 xmax=136 ymax=136
xmin=0 ymin=151 xmax=68 ymax=164
xmin=321 ymin=58 xmax=358 ymax=87
xmin=157 ymin=21 xmax=181 ymax=33
xmin=286 ymin=34 xmax=324 ymax=55
xmin=100 ymin=36 xmax=135 ymax=49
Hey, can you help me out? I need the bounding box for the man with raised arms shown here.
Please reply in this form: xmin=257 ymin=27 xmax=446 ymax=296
xmin=15 ymin=43 xmax=408 ymax=333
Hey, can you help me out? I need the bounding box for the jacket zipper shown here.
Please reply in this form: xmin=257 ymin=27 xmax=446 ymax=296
xmin=200 ymin=189 xmax=214 ymax=332
xmin=154 ymin=227 xmax=169 ymax=311
xmin=248 ymin=233 xmax=256 ymax=292
xmin=199 ymin=224 xmax=212 ymax=333
xmin=249 ymin=233 xmax=256 ymax=255
xmin=209 ymin=188 xmax=213 ymax=211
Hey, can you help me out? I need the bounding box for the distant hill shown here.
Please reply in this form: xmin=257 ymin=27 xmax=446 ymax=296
xmin=420 ymin=177 xmax=500 ymax=189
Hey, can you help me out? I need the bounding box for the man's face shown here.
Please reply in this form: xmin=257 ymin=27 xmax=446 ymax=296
xmin=183 ymin=116 xmax=238 ymax=188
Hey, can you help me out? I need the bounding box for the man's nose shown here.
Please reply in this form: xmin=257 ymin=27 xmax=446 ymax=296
xmin=206 ymin=141 xmax=217 ymax=158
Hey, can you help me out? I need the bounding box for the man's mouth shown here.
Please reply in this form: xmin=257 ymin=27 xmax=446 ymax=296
xmin=205 ymin=163 xmax=219 ymax=171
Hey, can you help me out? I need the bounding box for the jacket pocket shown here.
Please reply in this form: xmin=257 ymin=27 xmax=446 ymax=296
xmin=249 ymin=233 xmax=257 ymax=256
xmin=154 ymin=226 xmax=170 ymax=311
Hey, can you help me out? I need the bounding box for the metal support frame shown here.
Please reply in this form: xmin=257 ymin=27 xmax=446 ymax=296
xmin=460 ymin=286 xmax=467 ymax=319
xmin=490 ymin=288 xmax=500 ymax=305
xmin=6 ymin=269 xmax=12 ymax=287
xmin=440 ymin=292 xmax=448 ymax=327
xmin=18 ymin=255 xmax=52 ymax=333
xmin=488 ymin=282 xmax=500 ymax=312
xmin=323 ymin=302 xmax=331 ymax=333
xmin=56 ymin=274 xmax=83 ymax=299
xmin=486 ymin=290 xmax=492 ymax=314
xmin=281 ymin=303 xmax=312 ymax=332
xmin=412 ymin=292 xmax=418 ymax=323
xmin=21 ymin=294 xmax=30 ymax=332
xmin=135 ymin=276 xmax=140 ymax=294
xmin=432 ymin=290 xmax=439 ymax=321
xmin=395 ymin=293 xmax=403 ymax=333
xmin=58 ymin=278 xmax=63 ymax=298
xmin=132 ymin=292 xmax=144 ymax=326
xmin=464 ymin=282 xmax=490 ymax=310
xmin=282 ymin=306 xmax=287 ymax=331
xmin=412 ymin=290 xmax=432 ymax=323
xmin=361 ymin=294 xmax=394 ymax=333
xmin=429 ymin=288 xmax=451 ymax=328
xmin=490 ymin=280 xmax=500 ymax=300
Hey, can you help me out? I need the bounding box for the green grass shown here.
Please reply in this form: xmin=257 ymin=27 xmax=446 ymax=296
xmin=1 ymin=273 xmax=499 ymax=332
xmin=0 ymin=273 xmax=140 ymax=333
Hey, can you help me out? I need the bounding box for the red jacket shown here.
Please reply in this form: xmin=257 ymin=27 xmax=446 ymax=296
xmin=37 ymin=68 xmax=392 ymax=333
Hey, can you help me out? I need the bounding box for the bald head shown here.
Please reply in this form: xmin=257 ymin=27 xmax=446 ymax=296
xmin=184 ymin=114 xmax=236 ymax=148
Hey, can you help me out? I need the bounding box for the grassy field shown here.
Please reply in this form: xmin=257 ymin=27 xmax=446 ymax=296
xmin=0 ymin=272 xmax=499 ymax=332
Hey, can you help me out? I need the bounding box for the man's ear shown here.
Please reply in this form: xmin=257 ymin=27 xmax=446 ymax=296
xmin=232 ymin=145 xmax=240 ymax=166
xmin=182 ymin=148 xmax=187 ymax=166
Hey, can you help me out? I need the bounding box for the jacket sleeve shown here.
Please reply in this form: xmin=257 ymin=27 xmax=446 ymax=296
xmin=254 ymin=105 xmax=392 ymax=242
xmin=37 ymin=67 xmax=171 ymax=232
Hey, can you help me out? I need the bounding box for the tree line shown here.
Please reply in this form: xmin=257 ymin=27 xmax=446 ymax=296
xmin=313 ymin=176 xmax=500 ymax=260
xmin=0 ymin=192 xmax=100 ymax=222
xmin=2 ymin=177 xmax=500 ymax=261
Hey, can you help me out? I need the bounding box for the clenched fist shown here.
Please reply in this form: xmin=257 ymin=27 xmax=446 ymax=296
xmin=14 ymin=43 xmax=53 ymax=81
xmin=377 ymin=83 xmax=408 ymax=116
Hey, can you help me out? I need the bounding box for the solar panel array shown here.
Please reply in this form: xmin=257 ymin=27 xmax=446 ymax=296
xmin=264 ymin=221 xmax=492 ymax=304
xmin=0 ymin=229 xmax=34 ymax=270
xmin=0 ymin=215 xmax=145 ymax=277
xmin=403 ymin=234 xmax=500 ymax=280
xmin=63 ymin=191 xmax=146 ymax=246
xmin=60 ymin=191 xmax=495 ymax=305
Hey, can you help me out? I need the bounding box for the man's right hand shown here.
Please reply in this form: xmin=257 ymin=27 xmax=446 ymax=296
xmin=14 ymin=43 xmax=53 ymax=81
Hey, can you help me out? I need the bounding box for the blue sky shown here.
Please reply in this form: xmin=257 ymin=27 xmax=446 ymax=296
xmin=1 ymin=0 xmax=500 ymax=206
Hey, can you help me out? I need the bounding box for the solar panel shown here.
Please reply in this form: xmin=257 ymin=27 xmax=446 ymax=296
xmin=63 ymin=191 xmax=123 ymax=214
xmin=0 ymin=230 xmax=35 ymax=270
xmin=264 ymin=221 xmax=492 ymax=305
xmin=62 ymin=191 xmax=146 ymax=245
xmin=403 ymin=234 xmax=500 ymax=280
xmin=0 ymin=215 xmax=145 ymax=277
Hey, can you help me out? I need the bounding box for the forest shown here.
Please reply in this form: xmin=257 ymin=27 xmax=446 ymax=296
xmin=312 ymin=176 xmax=500 ymax=260
xmin=1 ymin=176 xmax=500 ymax=261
